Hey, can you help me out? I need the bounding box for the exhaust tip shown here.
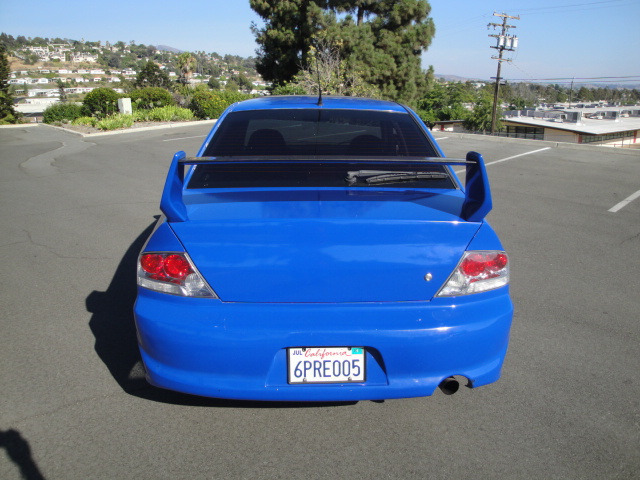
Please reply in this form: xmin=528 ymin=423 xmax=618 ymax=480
xmin=439 ymin=376 xmax=460 ymax=395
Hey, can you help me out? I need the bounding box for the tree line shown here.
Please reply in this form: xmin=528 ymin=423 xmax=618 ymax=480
xmin=0 ymin=32 xmax=258 ymax=79
xmin=249 ymin=1 xmax=639 ymax=132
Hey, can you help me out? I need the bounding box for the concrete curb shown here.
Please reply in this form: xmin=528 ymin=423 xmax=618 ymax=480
xmin=436 ymin=131 xmax=640 ymax=157
xmin=17 ymin=119 xmax=217 ymax=138
xmin=0 ymin=123 xmax=40 ymax=129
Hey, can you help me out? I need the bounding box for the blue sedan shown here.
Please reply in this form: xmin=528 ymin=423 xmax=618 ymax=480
xmin=134 ymin=96 xmax=513 ymax=401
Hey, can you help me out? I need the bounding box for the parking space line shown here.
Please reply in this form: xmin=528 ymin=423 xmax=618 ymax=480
xmin=455 ymin=146 xmax=551 ymax=173
xmin=163 ymin=135 xmax=207 ymax=142
xmin=608 ymin=189 xmax=640 ymax=213
xmin=484 ymin=147 xmax=551 ymax=167
xmin=434 ymin=136 xmax=449 ymax=140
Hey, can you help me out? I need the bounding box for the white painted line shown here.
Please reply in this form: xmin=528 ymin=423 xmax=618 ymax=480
xmin=609 ymin=189 xmax=640 ymax=213
xmin=434 ymin=136 xmax=449 ymax=140
xmin=163 ymin=134 xmax=207 ymax=142
xmin=454 ymin=147 xmax=551 ymax=173
xmin=485 ymin=147 xmax=552 ymax=167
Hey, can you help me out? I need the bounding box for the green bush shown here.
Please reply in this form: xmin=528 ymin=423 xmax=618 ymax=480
xmin=189 ymin=90 xmax=252 ymax=119
xmin=82 ymin=88 xmax=120 ymax=118
xmin=271 ymin=83 xmax=306 ymax=95
xmin=96 ymin=114 xmax=134 ymax=131
xmin=129 ymin=87 xmax=175 ymax=110
xmin=43 ymin=103 xmax=84 ymax=124
xmin=72 ymin=116 xmax=97 ymax=127
xmin=133 ymin=106 xmax=194 ymax=122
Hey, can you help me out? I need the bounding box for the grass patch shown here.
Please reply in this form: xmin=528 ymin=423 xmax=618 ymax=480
xmin=96 ymin=114 xmax=134 ymax=131
xmin=133 ymin=106 xmax=194 ymax=122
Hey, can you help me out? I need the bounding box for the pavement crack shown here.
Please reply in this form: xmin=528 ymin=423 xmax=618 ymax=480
xmin=20 ymin=138 xmax=96 ymax=177
xmin=620 ymin=231 xmax=640 ymax=246
xmin=22 ymin=229 xmax=112 ymax=260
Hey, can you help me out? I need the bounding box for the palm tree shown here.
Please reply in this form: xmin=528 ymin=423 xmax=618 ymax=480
xmin=177 ymin=52 xmax=196 ymax=85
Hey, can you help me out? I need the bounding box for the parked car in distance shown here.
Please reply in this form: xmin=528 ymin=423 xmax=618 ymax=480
xmin=134 ymin=96 xmax=513 ymax=401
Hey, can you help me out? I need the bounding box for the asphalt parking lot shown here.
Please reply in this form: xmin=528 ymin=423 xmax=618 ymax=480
xmin=1 ymin=123 xmax=639 ymax=479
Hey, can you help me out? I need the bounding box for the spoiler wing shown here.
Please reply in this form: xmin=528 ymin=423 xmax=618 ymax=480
xmin=160 ymin=151 xmax=491 ymax=223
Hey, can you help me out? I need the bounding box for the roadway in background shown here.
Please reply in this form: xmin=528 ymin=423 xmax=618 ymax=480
xmin=1 ymin=124 xmax=639 ymax=479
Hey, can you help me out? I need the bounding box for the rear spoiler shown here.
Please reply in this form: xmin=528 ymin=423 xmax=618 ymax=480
xmin=160 ymin=151 xmax=491 ymax=223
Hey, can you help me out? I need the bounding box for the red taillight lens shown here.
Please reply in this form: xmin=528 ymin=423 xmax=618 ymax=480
xmin=460 ymin=253 xmax=487 ymax=276
xmin=164 ymin=254 xmax=191 ymax=278
xmin=488 ymin=253 xmax=508 ymax=271
xmin=140 ymin=254 xmax=164 ymax=274
xmin=460 ymin=252 xmax=508 ymax=278
xmin=437 ymin=251 xmax=509 ymax=297
xmin=137 ymin=252 xmax=216 ymax=298
xmin=140 ymin=253 xmax=193 ymax=280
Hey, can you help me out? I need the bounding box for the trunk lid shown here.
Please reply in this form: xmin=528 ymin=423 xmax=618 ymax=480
xmin=171 ymin=189 xmax=480 ymax=303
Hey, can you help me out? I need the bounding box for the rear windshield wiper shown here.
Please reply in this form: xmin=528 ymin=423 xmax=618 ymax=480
xmin=346 ymin=170 xmax=449 ymax=185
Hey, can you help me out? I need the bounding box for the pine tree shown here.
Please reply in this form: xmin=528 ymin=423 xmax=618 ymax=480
xmin=327 ymin=0 xmax=435 ymax=105
xmin=250 ymin=0 xmax=329 ymax=86
xmin=250 ymin=0 xmax=435 ymax=105
xmin=0 ymin=45 xmax=19 ymax=124
xmin=134 ymin=61 xmax=172 ymax=89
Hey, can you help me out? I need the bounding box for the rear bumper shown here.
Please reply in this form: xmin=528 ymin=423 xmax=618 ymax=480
xmin=134 ymin=288 xmax=513 ymax=401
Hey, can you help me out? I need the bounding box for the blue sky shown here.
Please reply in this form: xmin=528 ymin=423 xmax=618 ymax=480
xmin=1 ymin=0 xmax=638 ymax=82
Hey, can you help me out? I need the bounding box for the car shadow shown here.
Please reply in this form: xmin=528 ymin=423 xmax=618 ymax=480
xmin=86 ymin=218 xmax=356 ymax=409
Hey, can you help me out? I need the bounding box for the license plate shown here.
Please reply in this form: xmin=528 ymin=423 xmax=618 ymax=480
xmin=287 ymin=347 xmax=366 ymax=384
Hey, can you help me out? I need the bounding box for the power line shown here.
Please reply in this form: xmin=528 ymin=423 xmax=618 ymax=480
xmin=506 ymin=79 xmax=640 ymax=85
xmin=504 ymin=75 xmax=640 ymax=81
xmin=518 ymin=0 xmax=630 ymax=13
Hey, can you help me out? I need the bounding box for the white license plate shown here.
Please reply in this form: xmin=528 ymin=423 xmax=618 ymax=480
xmin=287 ymin=347 xmax=366 ymax=384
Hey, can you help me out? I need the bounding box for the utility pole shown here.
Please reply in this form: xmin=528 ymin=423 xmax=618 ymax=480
xmin=488 ymin=12 xmax=519 ymax=134
xmin=569 ymin=77 xmax=575 ymax=107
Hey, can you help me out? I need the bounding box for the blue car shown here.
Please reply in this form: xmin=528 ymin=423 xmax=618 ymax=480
xmin=134 ymin=96 xmax=513 ymax=401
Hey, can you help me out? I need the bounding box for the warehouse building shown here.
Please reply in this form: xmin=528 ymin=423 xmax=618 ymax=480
xmin=502 ymin=106 xmax=640 ymax=148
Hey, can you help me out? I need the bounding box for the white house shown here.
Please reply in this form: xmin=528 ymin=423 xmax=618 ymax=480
xmin=27 ymin=89 xmax=59 ymax=98
xmin=72 ymin=53 xmax=97 ymax=63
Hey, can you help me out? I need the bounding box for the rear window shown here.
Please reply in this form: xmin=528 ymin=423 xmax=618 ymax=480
xmin=202 ymin=109 xmax=436 ymax=158
xmin=187 ymin=162 xmax=454 ymax=189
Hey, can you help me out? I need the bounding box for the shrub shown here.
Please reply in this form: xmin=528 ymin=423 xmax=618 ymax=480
xmin=129 ymin=87 xmax=175 ymax=110
xmin=72 ymin=116 xmax=97 ymax=127
xmin=189 ymin=90 xmax=252 ymax=119
xmin=133 ymin=106 xmax=194 ymax=122
xmin=271 ymin=83 xmax=306 ymax=95
xmin=82 ymin=88 xmax=120 ymax=118
xmin=96 ymin=114 xmax=134 ymax=131
xmin=43 ymin=103 xmax=84 ymax=124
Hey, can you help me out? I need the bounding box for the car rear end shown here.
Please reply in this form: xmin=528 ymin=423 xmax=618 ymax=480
xmin=133 ymin=97 xmax=513 ymax=401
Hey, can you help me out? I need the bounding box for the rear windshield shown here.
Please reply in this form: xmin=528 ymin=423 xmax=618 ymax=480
xmin=202 ymin=109 xmax=437 ymax=157
xmin=187 ymin=162 xmax=454 ymax=189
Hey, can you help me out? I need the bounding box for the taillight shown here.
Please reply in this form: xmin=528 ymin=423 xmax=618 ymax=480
xmin=437 ymin=251 xmax=509 ymax=297
xmin=137 ymin=252 xmax=217 ymax=298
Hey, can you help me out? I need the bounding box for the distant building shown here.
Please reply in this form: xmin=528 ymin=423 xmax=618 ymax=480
xmin=72 ymin=53 xmax=97 ymax=63
xmin=502 ymin=106 xmax=640 ymax=148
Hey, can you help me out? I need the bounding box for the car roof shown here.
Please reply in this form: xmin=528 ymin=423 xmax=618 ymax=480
xmin=229 ymin=95 xmax=408 ymax=113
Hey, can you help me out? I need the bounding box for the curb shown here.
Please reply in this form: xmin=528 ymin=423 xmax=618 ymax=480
xmin=23 ymin=119 xmax=217 ymax=138
xmin=0 ymin=123 xmax=40 ymax=129
xmin=436 ymin=131 xmax=640 ymax=157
